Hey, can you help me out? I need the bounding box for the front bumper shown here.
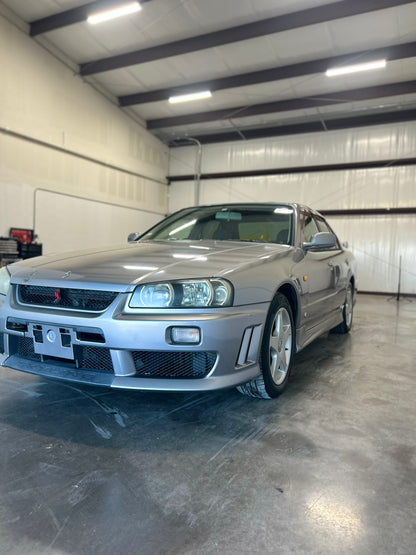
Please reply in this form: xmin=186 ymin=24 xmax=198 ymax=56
xmin=0 ymin=291 xmax=267 ymax=391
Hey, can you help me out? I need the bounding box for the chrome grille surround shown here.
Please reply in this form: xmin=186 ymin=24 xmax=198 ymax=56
xmin=18 ymin=285 xmax=118 ymax=312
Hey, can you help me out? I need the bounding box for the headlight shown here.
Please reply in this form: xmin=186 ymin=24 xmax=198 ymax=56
xmin=139 ymin=282 xmax=173 ymax=307
xmin=130 ymin=278 xmax=233 ymax=308
xmin=0 ymin=266 xmax=11 ymax=296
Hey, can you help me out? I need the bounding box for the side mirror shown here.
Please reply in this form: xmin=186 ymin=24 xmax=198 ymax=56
xmin=304 ymin=232 xmax=337 ymax=250
xmin=128 ymin=232 xmax=141 ymax=242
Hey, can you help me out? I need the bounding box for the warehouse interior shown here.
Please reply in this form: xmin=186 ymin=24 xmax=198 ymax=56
xmin=0 ymin=0 xmax=415 ymax=553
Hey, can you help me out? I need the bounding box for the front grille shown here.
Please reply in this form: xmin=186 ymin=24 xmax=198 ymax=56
xmin=16 ymin=337 xmax=113 ymax=373
xmin=13 ymin=337 xmax=216 ymax=379
xmin=0 ymin=332 xmax=4 ymax=354
xmin=18 ymin=336 xmax=41 ymax=360
xmin=132 ymin=351 xmax=217 ymax=379
xmin=18 ymin=285 xmax=118 ymax=312
xmin=74 ymin=346 xmax=113 ymax=371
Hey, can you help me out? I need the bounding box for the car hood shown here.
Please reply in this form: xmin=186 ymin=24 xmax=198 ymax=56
xmin=9 ymin=240 xmax=292 ymax=291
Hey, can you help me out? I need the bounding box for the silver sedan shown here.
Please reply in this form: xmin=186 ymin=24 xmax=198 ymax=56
xmin=0 ymin=203 xmax=356 ymax=399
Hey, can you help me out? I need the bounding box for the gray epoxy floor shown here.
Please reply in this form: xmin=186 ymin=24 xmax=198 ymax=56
xmin=0 ymin=294 xmax=415 ymax=554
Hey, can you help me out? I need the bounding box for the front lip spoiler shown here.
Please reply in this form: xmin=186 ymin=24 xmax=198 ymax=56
xmin=3 ymin=355 xmax=261 ymax=392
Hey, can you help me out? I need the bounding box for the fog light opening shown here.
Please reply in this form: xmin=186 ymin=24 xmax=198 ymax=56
xmin=170 ymin=327 xmax=201 ymax=345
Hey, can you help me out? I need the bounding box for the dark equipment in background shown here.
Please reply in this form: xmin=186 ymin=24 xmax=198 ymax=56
xmin=0 ymin=229 xmax=43 ymax=266
xmin=0 ymin=237 xmax=19 ymax=266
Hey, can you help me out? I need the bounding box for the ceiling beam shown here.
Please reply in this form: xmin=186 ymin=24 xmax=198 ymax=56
xmin=30 ymin=0 xmax=153 ymax=37
xmin=169 ymin=165 xmax=416 ymax=182
xmin=80 ymin=0 xmax=413 ymax=75
xmin=169 ymin=160 xmax=416 ymax=181
xmin=147 ymin=80 xmax=416 ymax=129
xmin=166 ymin=108 xmax=416 ymax=147
xmin=168 ymin=156 xmax=416 ymax=181
xmin=119 ymin=41 xmax=416 ymax=106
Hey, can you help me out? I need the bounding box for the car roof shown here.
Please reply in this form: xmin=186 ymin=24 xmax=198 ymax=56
xmin=181 ymin=202 xmax=323 ymax=215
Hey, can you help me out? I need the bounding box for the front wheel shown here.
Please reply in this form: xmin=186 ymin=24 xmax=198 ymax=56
xmin=237 ymin=293 xmax=295 ymax=399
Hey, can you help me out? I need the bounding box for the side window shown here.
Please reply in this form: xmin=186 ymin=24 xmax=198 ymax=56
xmin=315 ymin=215 xmax=331 ymax=234
xmin=300 ymin=210 xmax=320 ymax=243
xmin=315 ymin=215 xmax=341 ymax=249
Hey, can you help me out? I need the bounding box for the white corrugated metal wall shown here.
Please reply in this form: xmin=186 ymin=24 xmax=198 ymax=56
xmin=0 ymin=13 xmax=168 ymax=255
xmin=168 ymin=123 xmax=416 ymax=294
xmin=1 ymin=10 xmax=415 ymax=294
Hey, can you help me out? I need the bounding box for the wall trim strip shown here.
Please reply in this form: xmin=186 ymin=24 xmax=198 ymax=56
xmin=0 ymin=126 xmax=167 ymax=186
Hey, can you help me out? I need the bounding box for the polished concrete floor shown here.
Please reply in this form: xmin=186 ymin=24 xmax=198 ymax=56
xmin=0 ymin=294 xmax=415 ymax=554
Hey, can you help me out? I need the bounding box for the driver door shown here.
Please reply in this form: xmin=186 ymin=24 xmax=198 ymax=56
xmin=297 ymin=210 xmax=338 ymax=331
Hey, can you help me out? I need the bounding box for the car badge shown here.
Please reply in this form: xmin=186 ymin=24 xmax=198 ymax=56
xmin=62 ymin=271 xmax=71 ymax=279
xmin=54 ymin=288 xmax=61 ymax=303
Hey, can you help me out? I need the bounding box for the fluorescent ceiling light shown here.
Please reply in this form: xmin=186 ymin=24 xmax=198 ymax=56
xmin=326 ymin=59 xmax=386 ymax=77
xmin=87 ymin=2 xmax=141 ymax=24
xmin=169 ymin=91 xmax=212 ymax=104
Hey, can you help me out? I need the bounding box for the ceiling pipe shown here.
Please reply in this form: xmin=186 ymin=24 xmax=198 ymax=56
xmin=180 ymin=138 xmax=203 ymax=206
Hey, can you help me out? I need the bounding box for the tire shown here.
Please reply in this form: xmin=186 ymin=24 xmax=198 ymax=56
xmin=237 ymin=293 xmax=295 ymax=399
xmin=331 ymin=282 xmax=353 ymax=334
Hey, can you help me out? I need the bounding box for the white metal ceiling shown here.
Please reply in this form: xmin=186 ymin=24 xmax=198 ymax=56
xmin=2 ymin=0 xmax=416 ymax=145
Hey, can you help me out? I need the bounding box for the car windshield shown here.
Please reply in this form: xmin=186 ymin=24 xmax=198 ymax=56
xmin=140 ymin=205 xmax=294 ymax=244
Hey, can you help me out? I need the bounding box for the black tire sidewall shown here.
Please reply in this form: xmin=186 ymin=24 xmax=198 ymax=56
xmin=337 ymin=283 xmax=353 ymax=333
xmin=260 ymin=293 xmax=295 ymax=398
xmin=344 ymin=283 xmax=353 ymax=331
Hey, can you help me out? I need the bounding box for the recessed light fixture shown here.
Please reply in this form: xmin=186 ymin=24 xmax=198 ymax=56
xmin=326 ymin=59 xmax=386 ymax=77
xmin=87 ymin=1 xmax=141 ymax=25
xmin=169 ymin=90 xmax=212 ymax=104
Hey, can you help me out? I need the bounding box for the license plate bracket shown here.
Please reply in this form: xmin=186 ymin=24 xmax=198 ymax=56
xmin=28 ymin=324 xmax=75 ymax=360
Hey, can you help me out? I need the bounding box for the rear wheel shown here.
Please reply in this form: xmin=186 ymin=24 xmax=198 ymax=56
xmin=331 ymin=282 xmax=353 ymax=334
xmin=237 ymin=293 xmax=294 ymax=399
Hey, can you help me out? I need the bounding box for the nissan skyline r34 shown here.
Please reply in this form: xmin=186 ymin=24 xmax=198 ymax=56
xmin=0 ymin=203 xmax=356 ymax=399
